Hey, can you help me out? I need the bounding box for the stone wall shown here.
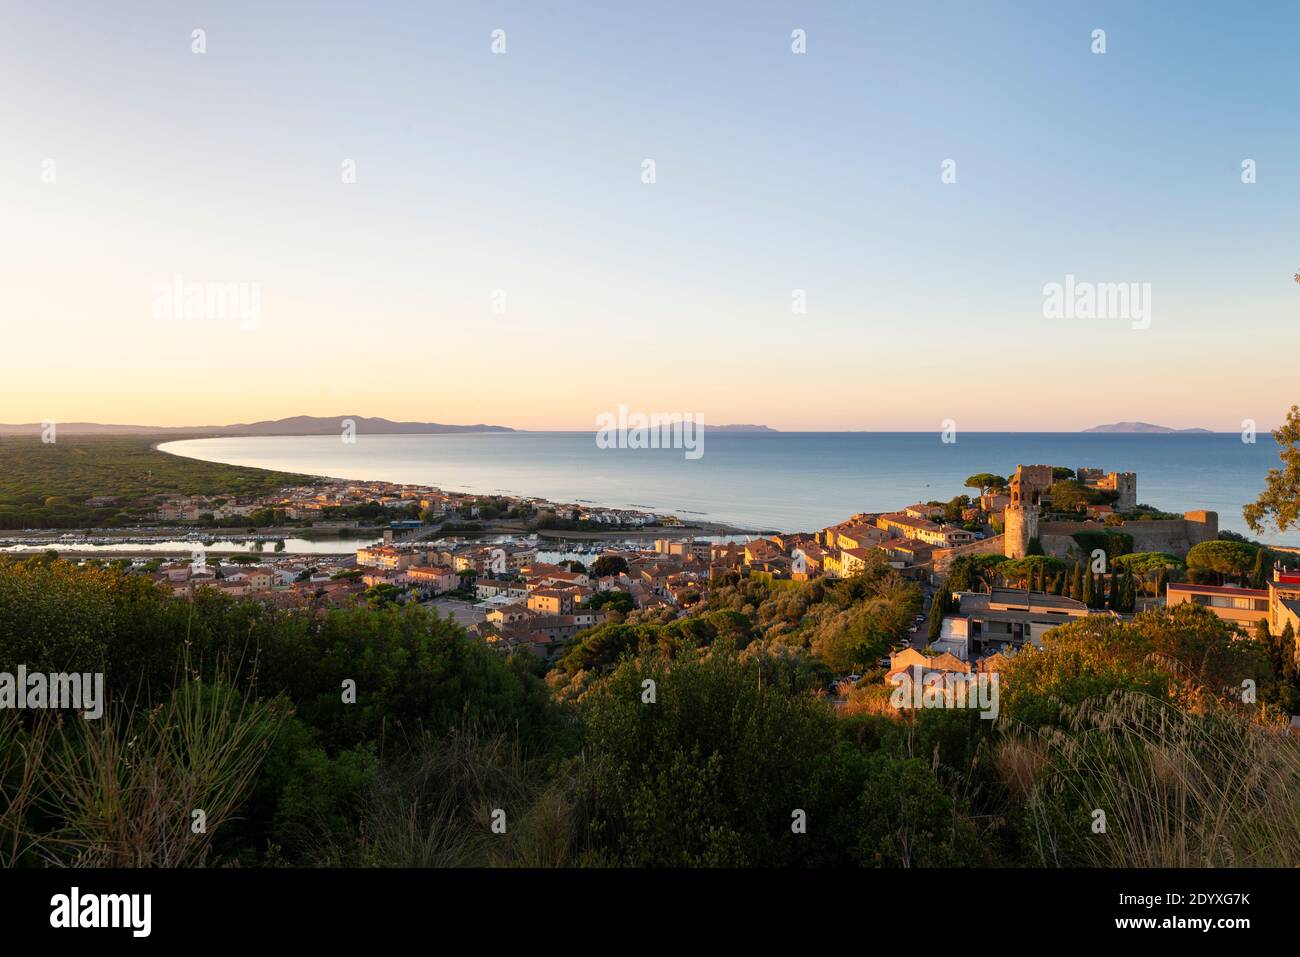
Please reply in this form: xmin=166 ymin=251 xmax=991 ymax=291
xmin=1037 ymin=511 xmax=1218 ymax=560
xmin=933 ymin=534 xmax=1006 ymax=573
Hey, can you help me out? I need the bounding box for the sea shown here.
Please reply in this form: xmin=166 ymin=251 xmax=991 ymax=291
xmin=157 ymin=431 xmax=1300 ymax=548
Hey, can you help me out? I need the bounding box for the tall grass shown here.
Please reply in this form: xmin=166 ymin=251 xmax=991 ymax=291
xmin=1004 ymin=692 xmax=1300 ymax=867
xmin=32 ymin=675 xmax=286 ymax=867
xmin=0 ymin=710 xmax=51 ymax=867
xmin=321 ymin=728 xmax=588 ymax=868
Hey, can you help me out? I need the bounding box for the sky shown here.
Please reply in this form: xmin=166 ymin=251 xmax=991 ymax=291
xmin=2 ymin=1 xmax=1298 ymax=432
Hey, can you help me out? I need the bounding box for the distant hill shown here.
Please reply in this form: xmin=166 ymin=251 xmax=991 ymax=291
xmin=1083 ymin=422 xmax=1212 ymax=434
xmin=0 ymin=415 xmax=515 ymax=436
xmin=221 ymin=415 xmax=514 ymax=436
xmin=708 ymin=424 xmax=778 ymax=432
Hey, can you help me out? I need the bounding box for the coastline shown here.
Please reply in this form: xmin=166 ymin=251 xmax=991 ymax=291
xmin=156 ymin=437 xmax=760 ymax=538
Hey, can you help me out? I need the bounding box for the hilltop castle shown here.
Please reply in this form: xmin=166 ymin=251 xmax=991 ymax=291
xmin=1003 ymin=463 xmax=1214 ymax=560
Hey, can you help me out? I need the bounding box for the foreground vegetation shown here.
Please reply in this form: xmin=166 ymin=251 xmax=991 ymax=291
xmin=0 ymin=435 xmax=316 ymax=529
xmin=1 ymin=553 xmax=1296 ymax=868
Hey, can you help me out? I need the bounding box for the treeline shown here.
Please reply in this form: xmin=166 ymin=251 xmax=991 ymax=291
xmin=0 ymin=435 xmax=315 ymax=529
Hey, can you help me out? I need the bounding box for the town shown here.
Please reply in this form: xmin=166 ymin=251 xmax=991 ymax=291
xmin=69 ymin=462 xmax=1298 ymax=721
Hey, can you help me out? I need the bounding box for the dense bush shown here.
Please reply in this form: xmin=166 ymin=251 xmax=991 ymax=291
xmin=2 ymin=556 xmax=1296 ymax=869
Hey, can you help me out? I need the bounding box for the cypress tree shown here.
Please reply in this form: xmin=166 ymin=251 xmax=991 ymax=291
xmin=1251 ymin=547 xmax=1269 ymax=589
xmin=1255 ymin=619 xmax=1280 ymax=673
xmin=1119 ymin=567 xmax=1136 ymax=613
xmin=1282 ymin=622 xmax=1297 ymax=683
xmin=1108 ymin=569 xmax=1119 ymax=610
xmin=928 ymin=584 xmax=947 ymax=641
xmin=1070 ymin=561 xmax=1084 ymax=601
xmin=1155 ymin=565 xmax=1168 ymax=602
xmin=1083 ymin=567 xmax=1095 ymax=607
xmin=1283 ymin=622 xmax=1298 ymax=675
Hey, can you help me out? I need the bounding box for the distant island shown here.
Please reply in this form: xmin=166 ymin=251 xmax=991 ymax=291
xmin=0 ymin=415 xmax=515 ymax=436
xmin=1083 ymin=422 xmax=1213 ymax=434
xmin=708 ymin=424 xmax=778 ymax=432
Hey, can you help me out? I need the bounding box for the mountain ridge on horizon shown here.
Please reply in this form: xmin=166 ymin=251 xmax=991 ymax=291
xmin=1082 ymin=421 xmax=1214 ymax=434
xmin=0 ymin=417 xmax=1238 ymax=436
xmin=0 ymin=415 xmax=515 ymax=436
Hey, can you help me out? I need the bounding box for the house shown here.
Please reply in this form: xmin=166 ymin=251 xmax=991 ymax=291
xmin=245 ymin=566 xmax=275 ymax=592
xmin=654 ymin=539 xmax=692 ymax=557
xmin=904 ymin=503 xmax=944 ymax=521
xmin=356 ymin=546 xmax=412 ymax=572
xmin=791 ymin=541 xmax=826 ymax=578
xmin=884 ymin=647 xmax=971 ymax=685
xmin=1166 ymin=582 xmax=1269 ymax=631
xmin=839 ymin=547 xmax=874 ymax=577
xmin=743 ymin=539 xmax=783 ymax=565
xmin=485 ymin=602 xmax=530 ymax=627
xmin=476 ymin=580 xmax=529 ymax=602
xmin=939 ymin=588 xmax=1094 ymax=659
xmin=876 ymin=513 xmax=973 ymax=548
xmin=526 ymin=568 xmax=591 ymax=589
xmin=834 ymin=525 xmax=888 ymax=551
xmin=875 ymin=538 xmax=933 ymax=568
xmin=527 ymin=588 xmax=574 ymax=615
xmin=1268 ymin=569 xmax=1300 ymax=639
xmin=406 ymin=565 xmax=457 ymax=594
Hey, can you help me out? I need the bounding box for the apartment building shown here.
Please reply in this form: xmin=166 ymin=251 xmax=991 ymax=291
xmin=937 ymin=588 xmax=1095 ymax=660
xmin=1166 ymin=582 xmax=1270 ymax=630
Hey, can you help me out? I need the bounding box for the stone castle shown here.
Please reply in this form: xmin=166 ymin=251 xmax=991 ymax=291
xmin=1003 ymin=463 xmax=1216 ymax=560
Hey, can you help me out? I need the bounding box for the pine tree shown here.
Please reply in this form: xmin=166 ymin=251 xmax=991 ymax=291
xmin=1070 ymin=561 xmax=1084 ymax=601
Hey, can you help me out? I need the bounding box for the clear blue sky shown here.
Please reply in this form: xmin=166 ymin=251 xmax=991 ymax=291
xmin=2 ymin=1 xmax=1297 ymax=430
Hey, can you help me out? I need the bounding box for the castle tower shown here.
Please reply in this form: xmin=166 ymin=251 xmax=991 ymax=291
xmin=1110 ymin=472 xmax=1137 ymax=512
xmin=1003 ymin=503 xmax=1039 ymax=559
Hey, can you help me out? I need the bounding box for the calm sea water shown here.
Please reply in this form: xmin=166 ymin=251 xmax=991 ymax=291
xmin=160 ymin=432 xmax=1298 ymax=546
